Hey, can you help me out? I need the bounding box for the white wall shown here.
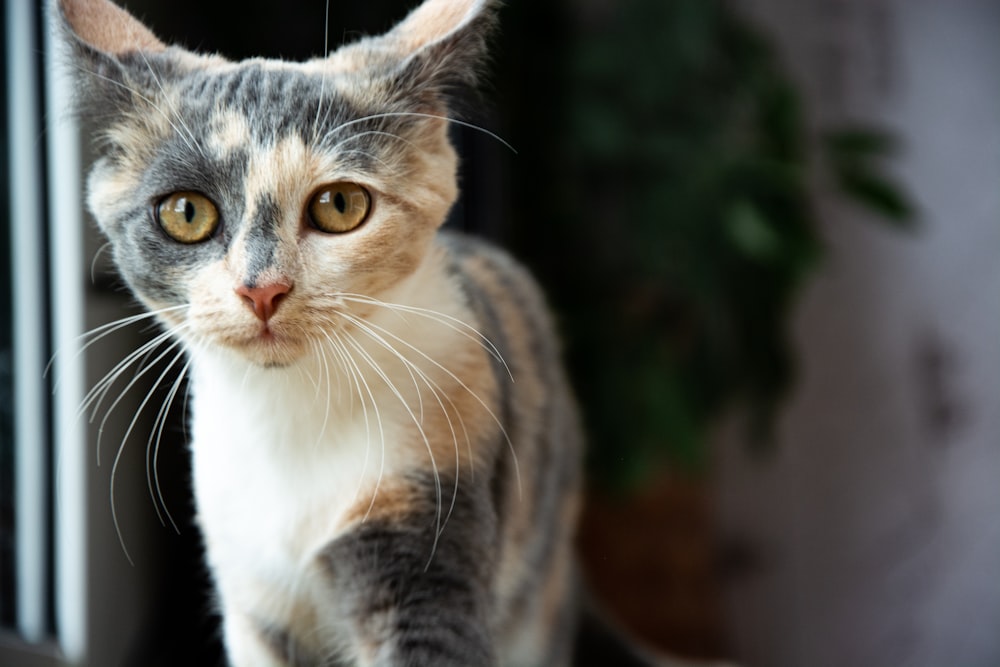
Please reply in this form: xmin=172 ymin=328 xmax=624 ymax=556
xmin=715 ymin=1 xmax=1000 ymax=665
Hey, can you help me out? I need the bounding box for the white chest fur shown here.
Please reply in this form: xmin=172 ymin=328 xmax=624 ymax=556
xmin=180 ymin=256 xmax=498 ymax=657
xmin=187 ymin=347 xmax=407 ymax=614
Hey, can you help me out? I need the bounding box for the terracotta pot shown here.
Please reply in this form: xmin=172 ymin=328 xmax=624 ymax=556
xmin=577 ymin=471 xmax=730 ymax=660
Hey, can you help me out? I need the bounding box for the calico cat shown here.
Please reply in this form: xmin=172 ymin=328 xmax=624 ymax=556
xmin=58 ymin=0 xmax=664 ymax=665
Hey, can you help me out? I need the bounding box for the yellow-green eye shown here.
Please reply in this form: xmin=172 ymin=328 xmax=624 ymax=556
xmin=157 ymin=192 xmax=219 ymax=244
xmin=308 ymin=183 xmax=371 ymax=234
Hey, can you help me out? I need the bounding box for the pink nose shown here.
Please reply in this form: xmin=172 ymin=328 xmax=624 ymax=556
xmin=236 ymin=282 xmax=292 ymax=322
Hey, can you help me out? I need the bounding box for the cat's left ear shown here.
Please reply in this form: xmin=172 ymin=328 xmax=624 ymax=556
xmin=375 ymin=0 xmax=501 ymax=110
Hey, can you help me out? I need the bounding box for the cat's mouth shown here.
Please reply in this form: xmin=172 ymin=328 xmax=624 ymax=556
xmin=230 ymin=322 xmax=307 ymax=366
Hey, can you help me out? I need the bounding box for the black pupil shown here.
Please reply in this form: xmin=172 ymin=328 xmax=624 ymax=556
xmin=334 ymin=192 xmax=346 ymax=214
xmin=184 ymin=200 xmax=196 ymax=223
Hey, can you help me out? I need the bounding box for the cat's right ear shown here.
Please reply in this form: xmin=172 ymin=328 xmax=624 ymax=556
xmin=55 ymin=0 xmax=168 ymax=117
xmin=57 ymin=0 xmax=166 ymax=56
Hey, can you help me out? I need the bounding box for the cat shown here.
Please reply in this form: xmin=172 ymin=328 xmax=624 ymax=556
xmin=58 ymin=0 xmax=667 ymax=665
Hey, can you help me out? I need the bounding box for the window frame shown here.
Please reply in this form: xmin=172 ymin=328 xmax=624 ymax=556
xmin=2 ymin=1 xmax=91 ymax=663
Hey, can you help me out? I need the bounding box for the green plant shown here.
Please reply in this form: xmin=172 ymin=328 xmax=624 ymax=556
xmin=505 ymin=0 xmax=911 ymax=489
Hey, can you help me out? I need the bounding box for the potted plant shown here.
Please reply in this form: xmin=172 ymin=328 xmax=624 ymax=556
xmin=498 ymin=0 xmax=911 ymax=657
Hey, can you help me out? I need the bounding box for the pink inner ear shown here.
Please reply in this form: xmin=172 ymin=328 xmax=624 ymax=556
xmin=61 ymin=0 xmax=166 ymax=55
xmin=392 ymin=0 xmax=485 ymax=52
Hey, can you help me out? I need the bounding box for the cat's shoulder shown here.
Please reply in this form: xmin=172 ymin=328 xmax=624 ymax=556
xmin=436 ymin=230 xmax=534 ymax=284
xmin=435 ymin=229 xmax=560 ymax=342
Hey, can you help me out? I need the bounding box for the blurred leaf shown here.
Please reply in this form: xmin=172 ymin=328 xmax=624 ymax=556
xmin=759 ymin=82 xmax=805 ymax=159
xmin=824 ymin=127 xmax=898 ymax=158
xmin=823 ymin=127 xmax=916 ymax=228
xmin=835 ymin=168 xmax=916 ymax=227
xmin=726 ymin=200 xmax=783 ymax=262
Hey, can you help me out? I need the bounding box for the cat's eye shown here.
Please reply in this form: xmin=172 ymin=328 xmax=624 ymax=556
xmin=308 ymin=183 xmax=371 ymax=234
xmin=157 ymin=192 xmax=220 ymax=244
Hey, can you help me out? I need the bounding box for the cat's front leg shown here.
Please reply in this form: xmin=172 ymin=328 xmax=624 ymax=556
xmin=317 ymin=480 xmax=499 ymax=667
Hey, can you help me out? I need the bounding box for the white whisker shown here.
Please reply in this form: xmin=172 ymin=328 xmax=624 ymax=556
xmin=80 ymin=328 xmax=176 ymax=438
xmin=90 ymin=241 xmax=113 ymax=284
xmin=335 ymin=148 xmax=395 ymax=171
xmin=136 ymin=50 xmax=205 ymax=159
xmin=148 ymin=357 xmax=190 ymax=534
xmin=311 ymin=0 xmax=332 ymax=144
xmin=323 ymin=110 xmax=517 ymax=154
xmin=311 ymin=338 xmax=333 ymax=446
xmin=109 ymin=337 xmax=188 ymax=566
xmin=326 ymin=329 xmax=385 ymax=519
xmin=80 ymin=326 xmax=173 ymax=421
xmin=327 ymin=129 xmax=422 ymax=156
xmin=341 ymin=300 xmax=521 ymax=499
xmin=338 ymin=328 xmax=444 ymax=565
xmin=71 ymin=63 xmax=203 ymax=159
xmin=338 ymin=293 xmax=512 ymax=381
xmin=48 ymin=303 xmax=188 ymax=381
xmin=326 ymin=312 xmax=426 ymax=424
xmin=337 ymin=312 xmax=466 ymax=538
xmin=95 ymin=333 xmax=189 ymax=464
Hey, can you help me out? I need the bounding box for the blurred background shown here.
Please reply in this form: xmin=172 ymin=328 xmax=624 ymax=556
xmin=2 ymin=0 xmax=998 ymax=665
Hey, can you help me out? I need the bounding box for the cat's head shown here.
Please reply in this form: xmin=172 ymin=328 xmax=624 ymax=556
xmin=59 ymin=0 xmax=498 ymax=366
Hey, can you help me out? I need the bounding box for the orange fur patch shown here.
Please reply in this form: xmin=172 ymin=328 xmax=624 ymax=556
xmin=61 ymin=0 xmax=165 ymax=54
xmin=394 ymin=0 xmax=483 ymax=52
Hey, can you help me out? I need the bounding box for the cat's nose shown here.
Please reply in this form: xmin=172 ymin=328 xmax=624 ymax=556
xmin=236 ymin=282 xmax=292 ymax=322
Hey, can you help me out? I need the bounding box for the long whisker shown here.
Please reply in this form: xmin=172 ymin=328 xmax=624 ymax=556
xmin=96 ymin=332 xmax=189 ymax=453
xmin=77 ymin=306 xmax=183 ymax=344
xmin=70 ymin=63 xmax=202 ymax=159
xmin=336 ymin=312 xmax=466 ymax=537
xmin=323 ymin=111 xmax=517 ymax=154
xmin=80 ymin=327 xmax=176 ymax=433
xmin=110 ymin=337 xmax=188 ymax=565
xmin=338 ymin=293 xmax=512 ymax=381
xmin=310 ymin=338 xmax=334 ymax=446
xmin=343 ymin=305 xmax=521 ymax=500
xmin=326 ymin=329 xmax=385 ymax=517
xmin=135 ymin=50 xmax=205 ymax=159
xmin=48 ymin=304 xmax=188 ymax=380
xmin=326 ymin=312 xmax=426 ymax=423
xmin=327 ymin=129 xmax=422 ymax=156
xmin=323 ymin=0 xmax=331 ymax=58
xmin=334 ymin=312 xmax=459 ymax=448
xmin=311 ymin=0 xmax=332 ymax=143
xmin=148 ymin=357 xmax=191 ymax=534
xmin=80 ymin=325 xmax=174 ymax=418
xmin=338 ymin=329 xmax=444 ymax=566
xmin=335 ymin=148 xmax=396 ymax=171
xmin=90 ymin=241 xmax=113 ymax=284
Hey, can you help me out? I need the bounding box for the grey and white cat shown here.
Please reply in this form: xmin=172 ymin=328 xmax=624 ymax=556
xmin=59 ymin=0 xmax=664 ymax=665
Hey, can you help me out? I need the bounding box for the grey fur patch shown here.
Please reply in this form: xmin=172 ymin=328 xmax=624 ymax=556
xmin=242 ymin=193 xmax=283 ymax=286
xmin=439 ymin=234 xmax=518 ymax=538
xmin=209 ymin=63 xmax=363 ymax=143
xmin=317 ymin=472 xmax=499 ymax=667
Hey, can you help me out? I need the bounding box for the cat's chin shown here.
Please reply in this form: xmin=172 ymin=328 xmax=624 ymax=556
xmin=225 ymin=330 xmax=308 ymax=368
